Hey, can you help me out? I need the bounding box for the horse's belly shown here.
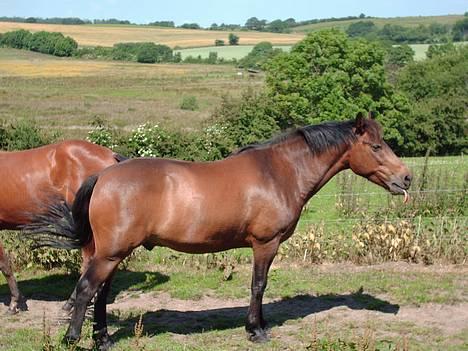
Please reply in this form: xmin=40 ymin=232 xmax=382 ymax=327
xmin=144 ymin=226 xmax=250 ymax=254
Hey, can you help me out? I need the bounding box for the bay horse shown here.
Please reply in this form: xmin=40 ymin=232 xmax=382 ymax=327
xmin=25 ymin=114 xmax=411 ymax=349
xmin=0 ymin=139 xmax=126 ymax=314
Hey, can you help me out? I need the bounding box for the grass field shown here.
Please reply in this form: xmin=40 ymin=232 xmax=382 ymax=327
xmin=0 ymin=22 xmax=304 ymax=48
xmin=292 ymin=15 xmax=464 ymax=32
xmin=409 ymin=41 xmax=467 ymax=60
xmin=176 ymin=45 xmax=292 ymax=60
xmin=0 ymin=48 xmax=263 ymax=134
xmin=0 ymin=263 xmax=467 ymax=350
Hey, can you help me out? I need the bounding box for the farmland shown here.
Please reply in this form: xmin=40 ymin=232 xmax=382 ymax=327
xmin=0 ymin=48 xmax=262 ymax=135
xmin=0 ymin=22 xmax=304 ymax=48
xmin=176 ymin=45 xmax=292 ymax=60
xmin=292 ymin=14 xmax=464 ymax=32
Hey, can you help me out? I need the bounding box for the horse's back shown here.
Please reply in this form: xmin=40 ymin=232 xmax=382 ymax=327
xmin=0 ymin=140 xmax=117 ymax=227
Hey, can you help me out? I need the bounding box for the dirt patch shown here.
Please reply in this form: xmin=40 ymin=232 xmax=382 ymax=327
xmin=2 ymin=290 xmax=467 ymax=338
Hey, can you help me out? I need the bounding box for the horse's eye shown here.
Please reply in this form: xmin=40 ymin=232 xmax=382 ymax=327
xmin=371 ymin=144 xmax=382 ymax=152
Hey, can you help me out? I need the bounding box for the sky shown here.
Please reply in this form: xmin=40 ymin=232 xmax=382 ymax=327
xmin=0 ymin=0 xmax=466 ymax=27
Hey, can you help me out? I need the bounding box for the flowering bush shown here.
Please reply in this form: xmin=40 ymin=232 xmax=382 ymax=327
xmin=125 ymin=123 xmax=184 ymax=158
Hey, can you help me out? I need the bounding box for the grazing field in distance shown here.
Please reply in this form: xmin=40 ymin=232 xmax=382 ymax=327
xmin=292 ymin=14 xmax=464 ymax=32
xmin=0 ymin=48 xmax=263 ymax=136
xmin=0 ymin=22 xmax=304 ymax=48
xmin=176 ymin=45 xmax=292 ymax=60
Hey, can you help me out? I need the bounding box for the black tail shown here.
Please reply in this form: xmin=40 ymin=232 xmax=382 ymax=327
xmin=113 ymin=153 xmax=128 ymax=163
xmin=23 ymin=175 xmax=99 ymax=250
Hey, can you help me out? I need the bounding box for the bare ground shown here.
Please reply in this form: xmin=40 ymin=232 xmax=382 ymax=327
xmin=1 ymin=263 xmax=467 ymax=345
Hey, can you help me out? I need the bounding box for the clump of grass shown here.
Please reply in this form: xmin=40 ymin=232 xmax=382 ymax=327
xmin=180 ymin=95 xmax=199 ymax=111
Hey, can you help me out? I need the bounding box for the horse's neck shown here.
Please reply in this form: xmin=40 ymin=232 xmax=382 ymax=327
xmin=272 ymin=135 xmax=350 ymax=205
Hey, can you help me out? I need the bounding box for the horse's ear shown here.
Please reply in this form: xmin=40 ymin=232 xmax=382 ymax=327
xmin=355 ymin=112 xmax=366 ymax=135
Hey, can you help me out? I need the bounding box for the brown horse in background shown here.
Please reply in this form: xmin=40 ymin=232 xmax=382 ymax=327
xmin=26 ymin=114 xmax=411 ymax=349
xmin=0 ymin=140 xmax=126 ymax=314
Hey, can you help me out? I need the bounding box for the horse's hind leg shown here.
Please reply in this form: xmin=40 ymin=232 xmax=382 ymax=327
xmin=93 ymin=272 xmax=115 ymax=351
xmin=63 ymin=256 xmax=121 ymax=347
xmin=245 ymin=238 xmax=280 ymax=342
xmin=0 ymin=243 xmax=26 ymax=314
xmin=63 ymin=239 xmax=96 ymax=312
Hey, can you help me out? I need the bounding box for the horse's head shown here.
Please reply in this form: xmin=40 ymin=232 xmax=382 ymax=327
xmin=347 ymin=112 xmax=412 ymax=201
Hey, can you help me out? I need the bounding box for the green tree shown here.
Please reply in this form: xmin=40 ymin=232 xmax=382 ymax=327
xmin=346 ymin=21 xmax=376 ymax=37
xmin=264 ymin=29 xmax=411 ymax=152
xmin=228 ymin=33 xmax=239 ymax=45
xmin=266 ymin=19 xmax=288 ymax=33
xmin=245 ymin=17 xmax=266 ymax=31
xmin=238 ymin=41 xmax=282 ymax=69
xmin=397 ymin=45 xmax=468 ymax=155
xmin=386 ymin=44 xmax=414 ymax=66
xmin=452 ymin=17 xmax=468 ymax=41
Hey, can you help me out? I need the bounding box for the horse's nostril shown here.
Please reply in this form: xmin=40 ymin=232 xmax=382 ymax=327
xmin=404 ymin=174 xmax=412 ymax=185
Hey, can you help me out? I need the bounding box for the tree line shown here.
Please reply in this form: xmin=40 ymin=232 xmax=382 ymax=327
xmin=2 ymin=14 xmax=466 ymax=39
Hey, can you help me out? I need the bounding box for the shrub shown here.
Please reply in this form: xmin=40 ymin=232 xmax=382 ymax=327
xmin=180 ymin=95 xmax=199 ymax=111
xmin=53 ymin=36 xmax=78 ymax=57
xmin=0 ymin=231 xmax=81 ymax=271
xmin=228 ymin=33 xmax=239 ymax=45
xmin=0 ymin=119 xmax=53 ymax=151
xmin=137 ymin=43 xmax=158 ymax=63
xmin=125 ymin=123 xmax=187 ymax=158
xmin=86 ymin=117 xmax=117 ymax=149
xmin=215 ymin=39 xmax=225 ymax=46
xmin=111 ymin=42 xmax=173 ymax=63
xmin=0 ymin=29 xmax=32 ymax=49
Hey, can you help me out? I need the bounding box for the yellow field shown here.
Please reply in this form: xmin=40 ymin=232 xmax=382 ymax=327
xmin=0 ymin=55 xmax=216 ymax=78
xmin=0 ymin=22 xmax=304 ymax=48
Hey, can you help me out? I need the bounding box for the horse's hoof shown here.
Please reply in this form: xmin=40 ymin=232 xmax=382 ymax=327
xmin=247 ymin=328 xmax=270 ymax=343
xmin=94 ymin=330 xmax=114 ymax=351
xmin=6 ymin=297 xmax=28 ymax=315
xmin=6 ymin=306 xmax=19 ymax=315
xmin=62 ymin=334 xmax=79 ymax=347
xmin=95 ymin=337 xmax=114 ymax=351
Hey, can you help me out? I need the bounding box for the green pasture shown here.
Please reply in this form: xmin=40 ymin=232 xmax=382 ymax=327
xmin=175 ymin=45 xmax=292 ymax=60
xmin=408 ymin=41 xmax=467 ymax=60
xmin=292 ymin=15 xmax=464 ymax=33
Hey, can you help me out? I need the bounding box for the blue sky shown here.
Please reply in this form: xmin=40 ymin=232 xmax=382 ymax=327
xmin=1 ymin=0 xmax=466 ymax=26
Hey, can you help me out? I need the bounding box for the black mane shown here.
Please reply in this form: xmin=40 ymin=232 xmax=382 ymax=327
xmin=232 ymin=119 xmax=356 ymax=155
xmin=298 ymin=119 xmax=357 ymax=154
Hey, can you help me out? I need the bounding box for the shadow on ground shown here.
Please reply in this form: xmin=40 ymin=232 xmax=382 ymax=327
xmin=110 ymin=288 xmax=399 ymax=342
xmin=0 ymin=270 xmax=169 ymax=307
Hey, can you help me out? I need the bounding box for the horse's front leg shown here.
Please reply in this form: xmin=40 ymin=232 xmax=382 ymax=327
xmin=0 ymin=243 xmax=27 ymax=314
xmin=246 ymin=238 xmax=280 ymax=342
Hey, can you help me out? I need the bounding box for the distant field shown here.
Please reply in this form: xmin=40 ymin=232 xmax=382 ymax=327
xmin=176 ymin=45 xmax=292 ymax=60
xmin=293 ymin=14 xmax=464 ymax=32
xmin=0 ymin=22 xmax=304 ymax=48
xmin=408 ymin=41 xmax=467 ymax=60
xmin=0 ymin=48 xmax=263 ymax=135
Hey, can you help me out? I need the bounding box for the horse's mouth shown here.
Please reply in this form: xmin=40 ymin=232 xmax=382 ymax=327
xmin=389 ymin=183 xmax=410 ymax=203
